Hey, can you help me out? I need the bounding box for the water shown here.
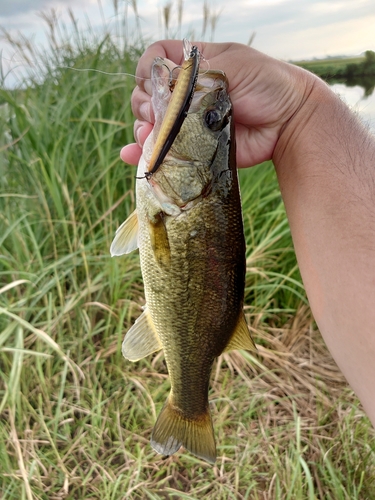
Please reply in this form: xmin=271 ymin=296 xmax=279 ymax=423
xmin=329 ymin=78 xmax=375 ymax=132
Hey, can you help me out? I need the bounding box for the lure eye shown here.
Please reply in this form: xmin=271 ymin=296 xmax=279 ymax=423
xmin=204 ymin=108 xmax=224 ymax=131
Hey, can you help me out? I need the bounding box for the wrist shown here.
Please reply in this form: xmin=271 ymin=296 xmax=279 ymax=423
xmin=273 ymin=69 xmax=327 ymax=167
xmin=273 ymin=70 xmax=374 ymax=191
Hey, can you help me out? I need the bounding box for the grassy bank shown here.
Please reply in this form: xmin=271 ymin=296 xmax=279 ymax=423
xmin=295 ymin=56 xmax=364 ymax=77
xmin=295 ymin=50 xmax=375 ymax=81
xmin=1 ymin=13 xmax=375 ymax=500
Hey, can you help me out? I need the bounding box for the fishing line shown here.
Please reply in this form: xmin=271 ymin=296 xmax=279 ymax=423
xmin=199 ymin=54 xmax=211 ymax=76
xmin=58 ymin=53 xmax=211 ymax=83
xmin=57 ymin=65 xmax=182 ymax=88
xmin=58 ymin=66 xmax=143 ymax=80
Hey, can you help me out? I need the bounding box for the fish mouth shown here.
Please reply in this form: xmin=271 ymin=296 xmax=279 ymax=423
xmin=146 ymin=42 xmax=200 ymax=178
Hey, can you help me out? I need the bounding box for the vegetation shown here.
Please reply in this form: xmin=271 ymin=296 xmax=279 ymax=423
xmin=345 ymin=51 xmax=375 ymax=77
xmin=296 ymin=51 xmax=375 ymax=93
xmin=1 ymin=6 xmax=375 ymax=499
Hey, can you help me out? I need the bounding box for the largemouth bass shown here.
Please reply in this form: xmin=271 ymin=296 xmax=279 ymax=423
xmin=111 ymin=42 xmax=255 ymax=464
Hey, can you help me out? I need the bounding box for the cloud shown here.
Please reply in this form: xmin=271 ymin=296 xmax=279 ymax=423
xmin=1 ymin=0 xmax=64 ymax=17
xmin=174 ymin=0 xmax=375 ymax=59
xmin=0 ymin=0 xmax=94 ymax=18
xmin=1 ymin=0 xmax=374 ymax=62
xmin=216 ymin=0 xmax=375 ymax=34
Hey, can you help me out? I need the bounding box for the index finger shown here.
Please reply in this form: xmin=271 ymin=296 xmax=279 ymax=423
xmin=135 ymin=40 xmax=187 ymax=91
xmin=135 ymin=40 xmax=255 ymax=95
xmin=135 ymin=40 xmax=239 ymax=89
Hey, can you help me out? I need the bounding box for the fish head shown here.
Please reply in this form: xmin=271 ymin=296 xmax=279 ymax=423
xmin=139 ymin=61 xmax=234 ymax=213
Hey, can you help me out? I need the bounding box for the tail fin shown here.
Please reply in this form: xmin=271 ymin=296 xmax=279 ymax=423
xmin=150 ymin=396 xmax=216 ymax=464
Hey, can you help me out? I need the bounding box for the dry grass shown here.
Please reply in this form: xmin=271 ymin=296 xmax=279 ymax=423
xmin=2 ymin=304 xmax=373 ymax=499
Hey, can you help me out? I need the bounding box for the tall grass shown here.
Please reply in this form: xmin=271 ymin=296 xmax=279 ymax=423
xmin=1 ymin=5 xmax=375 ymax=499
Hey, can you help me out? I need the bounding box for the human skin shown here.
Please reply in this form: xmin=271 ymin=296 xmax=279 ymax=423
xmin=121 ymin=41 xmax=375 ymax=426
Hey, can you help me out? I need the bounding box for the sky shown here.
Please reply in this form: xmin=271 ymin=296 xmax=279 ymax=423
xmin=1 ymin=0 xmax=375 ymax=88
xmin=2 ymin=0 xmax=375 ymax=56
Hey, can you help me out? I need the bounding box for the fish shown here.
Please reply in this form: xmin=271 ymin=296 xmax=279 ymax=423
xmin=110 ymin=40 xmax=256 ymax=464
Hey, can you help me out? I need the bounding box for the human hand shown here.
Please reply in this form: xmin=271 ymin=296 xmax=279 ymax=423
xmin=121 ymin=40 xmax=318 ymax=168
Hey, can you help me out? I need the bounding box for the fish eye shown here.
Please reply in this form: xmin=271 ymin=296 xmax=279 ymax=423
xmin=204 ymin=108 xmax=224 ymax=131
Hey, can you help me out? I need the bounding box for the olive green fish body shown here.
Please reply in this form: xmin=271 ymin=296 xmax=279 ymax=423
xmin=110 ymin=50 xmax=255 ymax=464
xmin=139 ymin=153 xmax=245 ymax=409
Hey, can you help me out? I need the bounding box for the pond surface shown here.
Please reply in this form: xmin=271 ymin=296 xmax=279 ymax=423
xmin=329 ymin=77 xmax=375 ymax=132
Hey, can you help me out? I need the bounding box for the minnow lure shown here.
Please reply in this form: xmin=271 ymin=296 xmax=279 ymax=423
xmin=146 ymin=41 xmax=200 ymax=177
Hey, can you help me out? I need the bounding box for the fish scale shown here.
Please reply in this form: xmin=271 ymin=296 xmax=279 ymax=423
xmin=110 ymin=42 xmax=256 ymax=464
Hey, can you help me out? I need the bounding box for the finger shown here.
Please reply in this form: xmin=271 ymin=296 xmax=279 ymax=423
xmin=131 ymin=86 xmax=154 ymax=123
xmin=134 ymin=120 xmax=153 ymax=147
xmin=120 ymin=121 xmax=154 ymax=166
xmin=135 ymin=40 xmax=187 ymax=90
xmin=235 ymin=123 xmax=276 ymax=168
xmin=135 ymin=40 xmax=254 ymax=97
xmin=135 ymin=40 xmax=241 ymax=87
xmin=134 ymin=40 xmax=231 ymax=90
xmin=120 ymin=143 xmax=142 ymax=166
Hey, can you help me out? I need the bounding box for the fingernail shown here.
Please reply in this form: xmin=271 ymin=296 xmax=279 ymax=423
xmin=120 ymin=145 xmax=128 ymax=161
xmin=144 ymin=79 xmax=152 ymax=95
xmin=140 ymin=102 xmax=151 ymax=122
xmin=135 ymin=123 xmax=143 ymax=145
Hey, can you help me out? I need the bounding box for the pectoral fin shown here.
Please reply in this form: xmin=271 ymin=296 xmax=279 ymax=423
xmin=122 ymin=307 xmax=162 ymax=361
xmin=223 ymin=313 xmax=257 ymax=353
xmin=110 ymin=210 xmax=139 ymax=256
xmin=149 ymin=212 xmax=171 ymax=268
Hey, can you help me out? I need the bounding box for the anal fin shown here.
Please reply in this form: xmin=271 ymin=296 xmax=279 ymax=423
xmin=122 ymin=307 xmax=162 ymax=361
xmin=223 ymin=313 xmax=257 ymax=353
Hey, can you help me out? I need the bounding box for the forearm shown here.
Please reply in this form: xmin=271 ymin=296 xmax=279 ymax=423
xmin=273 ymin=76 xmax=375 ymax=422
